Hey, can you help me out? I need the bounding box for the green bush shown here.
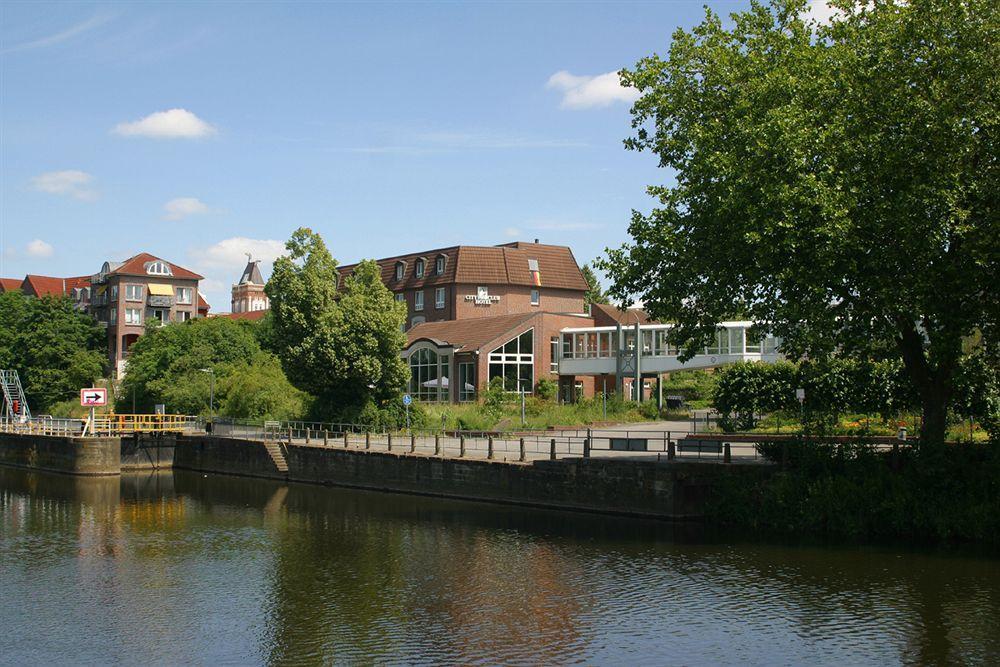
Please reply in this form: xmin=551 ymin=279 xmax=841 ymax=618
xmin=535 ymin=378 xmax=557 ymax=401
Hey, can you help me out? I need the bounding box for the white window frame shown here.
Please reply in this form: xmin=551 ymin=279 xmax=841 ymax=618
xmin=125 ymin=284 xmax=143 ymax=301
xmin=435 ymin=255 xmax=446 ymax=275
xmin=396 ymin=293 xmax=405 ymax=303
xmin=435 ymin=287 xmax=445 ymax=309
xmin=395 ymin=262 xmax=406 ymax=281
xmin=125 ymin=308 xmax=142 ymax=325
xmin=415 ymin=258 xmax=425 ymax=278
xmin=176 ymin=287 xmax=192 ymax=304
xmin=414 ymin=290 xmax=424 ymax=311
xmin=145 ymin=261 xmax=172 ymax=276
xmin=530 ymin=288 xmax=540 ymax=306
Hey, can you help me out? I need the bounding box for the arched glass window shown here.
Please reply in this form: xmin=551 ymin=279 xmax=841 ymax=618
xmin=145 ymin=261 xmax=173 ymax=276
xmin=487 ymin=328 xmax=534 ymax=392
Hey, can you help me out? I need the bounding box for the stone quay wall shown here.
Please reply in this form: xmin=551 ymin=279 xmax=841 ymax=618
xmin=173 ymin=434 xmax=775 ymax=519
xmin=0 ymin=432 xmax=121 ymax=476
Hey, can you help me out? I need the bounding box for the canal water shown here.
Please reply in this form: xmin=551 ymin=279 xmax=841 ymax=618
xmin=1 ymin=467 xmax=998 ymax=666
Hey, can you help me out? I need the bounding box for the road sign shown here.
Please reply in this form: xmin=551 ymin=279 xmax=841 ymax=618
xmin=402 ymin=394 xmax=412 ymax=406
xmin=80 ymin=388 xmax=107 ymax=407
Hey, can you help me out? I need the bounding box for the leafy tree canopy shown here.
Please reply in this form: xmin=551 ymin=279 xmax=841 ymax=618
xmin=598 ymin=0 xmax=999 ymax=445
xmin=0 ymin=291 xmax=105 ymax=412
xmin=266 ymin=228 xmax=408 ymax=415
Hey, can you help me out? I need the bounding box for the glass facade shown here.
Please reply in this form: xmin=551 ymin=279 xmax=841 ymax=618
xmin=409 ymin=348 xmax=450 ymax=401
xmin=487 ymin=329 xmax=534 ymax=392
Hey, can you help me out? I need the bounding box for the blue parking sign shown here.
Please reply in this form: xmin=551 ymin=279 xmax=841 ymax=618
xmin=402 ymin=394 xmax=412 ymax=406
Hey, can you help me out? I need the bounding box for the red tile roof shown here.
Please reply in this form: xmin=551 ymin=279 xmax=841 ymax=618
xmin=339 ymin=242 xmax=588 ymax=292
xmin=197 ymin=294 xmax=210 ymax=312
xmin=0 ymin=278 xmax=21 ymax=292
xmin=21 ymin=275 xmax=68 ymax=297
xmin=109 ymin=252 xmax=203 ymax=280
xmin=406 ymin=312 xmax=537 ymax=352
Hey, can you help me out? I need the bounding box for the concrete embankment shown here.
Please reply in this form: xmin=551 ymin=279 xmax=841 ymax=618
xmin=0 ymin=432 xmax=121 ymax=476
xmin=173 ymin=434 xmax=776 ymax=519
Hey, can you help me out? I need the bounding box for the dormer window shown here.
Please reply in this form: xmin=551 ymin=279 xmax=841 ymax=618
xmin=435 ymin=255 xmax=446 ymax=275
xmin=395 ymin=261 xmax=406 ymax=281
xmin=145 ymin=261 xmax=172 ymax=276
xmin=415 ymin=258 xmax=425 ymax=278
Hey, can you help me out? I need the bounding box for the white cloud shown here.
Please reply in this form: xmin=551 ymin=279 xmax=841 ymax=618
xmin=113 ymin=108 xmax=216 ymax=139
xmin=2 ymin=13 xmax=115 ymax=54
xmin=504 ymin=227 xmax=522 ymax=238
xmin=547 ymin=70 xmax=639 ymax=110
xmin=804 ymin=0 xmax=841 ymax=24
xmin=26 ymin=239 xmax=54 ymax=258
xmin=163 ymin=197 xmax=210 ymax=221
xmin=190 ymin=237 xmax=285 ymax=270
xmin=30 ymin=170 xmax=98 ymax=201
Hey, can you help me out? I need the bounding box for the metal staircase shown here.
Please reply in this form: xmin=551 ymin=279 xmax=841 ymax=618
xmin=1 ymin=370 xmax=31 ymax=421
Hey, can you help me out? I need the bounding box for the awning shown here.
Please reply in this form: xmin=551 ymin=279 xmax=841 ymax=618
xmin=95 ymin=285 xmax=107 ymax=295
xmin=147 ymin=283 xmax=173 ymax=296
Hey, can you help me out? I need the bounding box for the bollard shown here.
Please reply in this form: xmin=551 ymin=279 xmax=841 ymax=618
xmin=460 ymin=435 xmax=466 ymax=458
xmin=343 ymin=431 xmax=349 ymax=448
xmin=388 ymin=432 xmax=393 ymax=452
xmin=724 ymin=442 xmax=731 ymax=463
xmin=288 ymin=427 xmax=293 ymax=443
xmin=668 ymin=441 xmax=676 ymax=460
xmin=488 ymin=436 xmax=494 ymax=460
xmin=550 ymin=438 xmax=557 ymax=460
xmin=519 ymin=437 xmax=526 ymax=462
xmin=365 ymin=431 xmax=371 ymax=450
xmin=411 ymin=433 xmax=416 ymax=453
xmin=583 ymin=437 xmax=591 ymax=458
xmin=323 ymin=430 xmax=329 ymax=446
xmin=435 ymin=434 xmax=441 ymax=456
xmin=306 ymin=428 xmax=311 ymax=444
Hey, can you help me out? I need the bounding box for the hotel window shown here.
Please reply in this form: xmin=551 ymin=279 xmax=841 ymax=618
xmin=550 ymin=337 xmax=559 ymax=372
xmin=125 ymin=284 xmax=143 ymax=301
xmin=487 ymin=328 xmax=534 ymax=392
xmin=395 ymin=262 xmax=406 ymax=281
xmin=125 ymin=308 xmax=142 ymax=325
xmin=110 ymin=308 xmax=117 ymax=324
xmin=110 ymin=285 xmax=118 ymax=300
xmin=415 ymin=258 xmax=425 ymax=278
xmin=409 ymin=347 xmax=447 ymax=401
xmin=531 ymin=289 xmax=540 ymax=306
xmin=396 ymin=293 xmax=405 ymax=303
xmin=414 ymin=290 xmax=424 ymax=311
xmin=435 ymin=255 xmax=446 ymax=275
xmin=145 ymin=261 xmax=172 ymax=276
xmin=459 ymin=362 xmax=476 ymax=401
xmin=177 ymin=311 xmax=191 ymax=322
xmin=435 ymin=287 xmax=445 ymax=309
xmin=176 ymin=287 xmax=192 ymax=304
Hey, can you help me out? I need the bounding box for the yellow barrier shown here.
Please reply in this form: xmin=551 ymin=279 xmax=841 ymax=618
xmin=91 ymin=414 xmax=194 ymax=435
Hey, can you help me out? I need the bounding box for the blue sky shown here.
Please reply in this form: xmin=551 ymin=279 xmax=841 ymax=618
xmin=1 ymin=0 xmax=760 ymax=310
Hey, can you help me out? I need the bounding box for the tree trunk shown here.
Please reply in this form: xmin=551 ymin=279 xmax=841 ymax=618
xmin=919 ymin=381 xmax=950 ymax=448
xmin=896 ymin=318 xmax=956 ymax=451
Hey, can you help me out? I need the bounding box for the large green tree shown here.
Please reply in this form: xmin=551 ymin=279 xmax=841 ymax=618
xmin=0 ymin=291 xmax=106 ymax=412
xmin=599 ymin=0 xmax=999 ymax=446
xmin=266 ymin=228 xmax=408 ymax=414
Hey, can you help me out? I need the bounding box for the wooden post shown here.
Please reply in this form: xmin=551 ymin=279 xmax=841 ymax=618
xmin=668 ymin=441 xmax=675 ymax=460
xmin=460 ymin=435 xmax=466 ymax=458
xmin=306 ymin=428 xmax=311 ymax=444
xmin=550 ymin=438 xmax=557 ymax=460
xmin=519 ymin=437 xmax=526 ymax=462
xmin=435 ymin=434 xmax=441 ymax=456
xmin=388 ymin=432 xmax=393 ymax=452
xmin=724 ymin=442 xmax=731 ymax=463
xmin=288 ymin=427 xmax=293 ymax=443
xmin=343 ymin=431 xmax=349 ymax=448
xmin=410 ymin=433 xmax=416 ymax=453
xmin=323 ymin=430 xmax=329 ymax=446
xmin=365 ymin=431 xmax=371 ymax=450
xmin=487 ymin=436 xmax=494 ymax=460
xmin=583 ymin=437 xmax=591 ymax=458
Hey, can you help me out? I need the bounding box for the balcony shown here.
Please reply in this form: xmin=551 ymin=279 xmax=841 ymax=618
xmin=147 ymin=295 xmax=174 ymax=308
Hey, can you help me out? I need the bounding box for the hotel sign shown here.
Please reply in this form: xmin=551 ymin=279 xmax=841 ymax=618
xmin=465 ymin=286 xmax=500 ymax=305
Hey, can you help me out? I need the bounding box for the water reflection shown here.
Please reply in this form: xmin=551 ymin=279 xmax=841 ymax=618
xmin=1 ymin=466 xmax=998 ymax=665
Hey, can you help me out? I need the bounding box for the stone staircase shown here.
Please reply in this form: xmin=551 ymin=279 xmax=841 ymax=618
xmin=263 ymin=440 xmax=289 ymax=473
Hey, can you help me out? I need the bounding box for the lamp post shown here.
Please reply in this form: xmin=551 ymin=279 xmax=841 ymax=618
xmin=200 ymin=368 xmax=215 ymax=424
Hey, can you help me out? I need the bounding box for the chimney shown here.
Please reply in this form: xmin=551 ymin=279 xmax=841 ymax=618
xmin=534 ymin=238 xmax=539 ymax=244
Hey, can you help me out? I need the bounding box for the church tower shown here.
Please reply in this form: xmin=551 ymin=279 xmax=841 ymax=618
xmin=231 ymin=255 xmax=269 ymax=313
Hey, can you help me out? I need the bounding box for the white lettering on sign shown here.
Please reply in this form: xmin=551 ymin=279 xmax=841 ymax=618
xmin=80 ymin=388 xmax=108 ymax=407
xmin=464 ymin=294 xmax=501 ymax=305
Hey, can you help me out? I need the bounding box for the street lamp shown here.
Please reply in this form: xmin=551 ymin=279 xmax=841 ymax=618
xmin=199 ymin=368 xmax=215 ymax=424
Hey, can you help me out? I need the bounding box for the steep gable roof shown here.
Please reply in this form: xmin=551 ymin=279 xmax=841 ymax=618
xmin=109 ymin=253 xmax=203 ymax=280
xmin=0 ymin=278 xmax=22 ymax=292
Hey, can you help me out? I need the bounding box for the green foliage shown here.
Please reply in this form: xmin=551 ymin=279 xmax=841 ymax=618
xmin=713 ymin=359 xmax=919 ymax=432
xmin=119 ymin=317 xmax=307 ymax=420
xmin=953 ymin=352 xmax=1000 ymax=441
xmin=658 ymin=370 xmax=718 ymax=407
xmin=266 ymin=228 xmax=408 ymax=414
xmin=534 ymin=378 xmax=557 ymax=401
xmin=598 ymin=0 xmax=999 ymax=446
xmin=710 ymin=440 xmax=1000 ymax=544
xmin=581 ymin=264 xmax=609 ymax=309
xmin=0 ymin=291 xmax=106 ymax=412
xmin=481 ymin=376 xmax=512 ymax=419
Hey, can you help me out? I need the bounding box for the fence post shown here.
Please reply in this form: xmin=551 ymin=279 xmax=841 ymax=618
xmin=460 ymin=435 xmax=466 ymax=458
xmin=388 ymin=432 xmax=393 ymax=452
xmin=343 ymin=431 xmax=349 ymax=448
xmin=306 ymin=428 xmax=311 ymax=444
xmin=550 ymin=438 xmax=557 ymax=460
xmin=488 ymin=436 xmax=494 ymax=460
xmin=324 ymin=430 xmax=329 ymax=446
xmin=519 ymin=437 xmax=526 ymax=462
xmin=724 ymin=442 xmax=731 ymax=464
xmin=410 ymin=433 xmax=416 ymax=453
xmin=288 ymin=427 xmax=293 ymax=443
xmin=668 ymin=441 xmax=676 ymax=460
xmin=435 ymin=434 xmax=441 ymax=456
xmin=365 ymin=431 xmax=371 ymax=450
